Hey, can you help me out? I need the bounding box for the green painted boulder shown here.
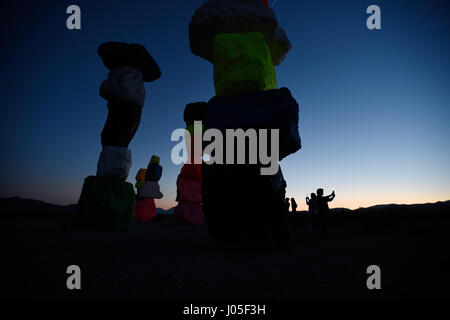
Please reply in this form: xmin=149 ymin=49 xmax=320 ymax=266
xmin=76 ymin=176 xmax=135 ymax=230
xmin=213 ymin=32 xmax=277 ymax=96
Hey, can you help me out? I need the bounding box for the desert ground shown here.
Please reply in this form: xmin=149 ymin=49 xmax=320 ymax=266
xmin=1 ymin=199 xmax=449 ymax=300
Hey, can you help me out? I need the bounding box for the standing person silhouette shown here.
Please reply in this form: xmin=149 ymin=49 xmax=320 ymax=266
xmin=290 ymin=198 xmax=298 ymax=213
xmin=316 ymin=188 xmax=335 ymax=237
xmin=306 ymin=193 xmax=319 ymax=232
xmin=285 ymin=198 xmax=290 ymax=214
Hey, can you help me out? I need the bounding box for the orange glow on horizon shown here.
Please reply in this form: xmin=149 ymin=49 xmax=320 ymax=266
xmin=155 ymin=195 xmax=449 ymax=211
xmin=292 ymin=194 xmax=450 ymax=212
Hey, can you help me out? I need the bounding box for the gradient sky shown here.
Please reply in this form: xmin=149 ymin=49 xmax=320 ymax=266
xmin=1 ymin=0 xmax=449 ymax=210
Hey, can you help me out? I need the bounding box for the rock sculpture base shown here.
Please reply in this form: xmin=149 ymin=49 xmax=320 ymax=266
xmin=76 ymin=176 xmax=135 ymax=230
xmin=202 ymin=164 xmax=289 ymax=248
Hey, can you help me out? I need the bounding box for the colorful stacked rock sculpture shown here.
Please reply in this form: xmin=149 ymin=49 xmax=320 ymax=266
xmin=189 ymin=0 xmax=301 ymax=246
xmin=76 ymin=42 xmax=161 ymax=230
xmin=135 ymin=155 xmax=163 ymax=222
xmin=174 ymin=103 xmax=207 ymax=225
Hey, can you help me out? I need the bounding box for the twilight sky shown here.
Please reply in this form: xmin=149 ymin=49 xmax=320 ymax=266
xmin=0 ymin=0 xmax=449 ymax=210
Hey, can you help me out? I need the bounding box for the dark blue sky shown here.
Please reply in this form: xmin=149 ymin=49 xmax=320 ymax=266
xmin=1 ymin=0 xmax=449 ymax=209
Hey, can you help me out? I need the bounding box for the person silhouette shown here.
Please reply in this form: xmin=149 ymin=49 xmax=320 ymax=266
xmin=316 ymin=188 xmax=335 ymax=237
xmin=285 ymin=198 xmax=290 ymax=214
xmin=306 ymin=193 xmax=319 ymax=232
xmin=291 ymin=198 xmax=298 ymax=213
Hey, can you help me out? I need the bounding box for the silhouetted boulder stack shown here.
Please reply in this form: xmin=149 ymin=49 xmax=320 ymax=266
xmin=77 ymin=41 xmax=161 ymax=229
xmin=189 ymin=0 xmax=300 ymax=247
xmin=174 ymin=103 xmax=207 ymax=225
xmin=135 ymin=155 xmax=163 ymax=222
xmin=206 ymin=87 xmax=301 ymax=160
xmin=203 ymin=88 xmax=297 ymax=245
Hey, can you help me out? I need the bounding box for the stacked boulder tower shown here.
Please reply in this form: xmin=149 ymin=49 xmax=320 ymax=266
xmin=134 ymin=156 xmax=164 ymax=222
xmin=174 ymin=102 xmax=208 ymax=225
xmin=77 ymin=42 xmax=161 ymax=230
xmin=189 ymin=0 xmax=301 ymax=246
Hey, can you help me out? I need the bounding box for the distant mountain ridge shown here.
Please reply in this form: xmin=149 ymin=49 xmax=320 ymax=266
xmin=0 ymin=197 xmax=76 ymax=215
xmin=0 ymin=197 xmax=175 ymax=216
xmin=0 ymin=197 xmax=448 ymax=217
